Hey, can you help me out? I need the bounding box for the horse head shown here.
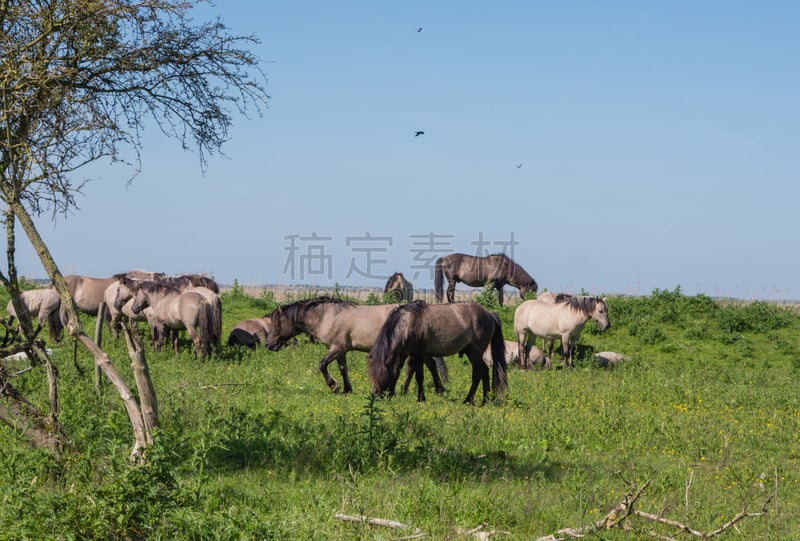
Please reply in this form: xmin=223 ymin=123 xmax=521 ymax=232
xmin=591 ymin=297 xmax=611 ymax=331
xmin=113 ymin=276 xmax=140 ymax=311
xmin=263 ymin=307 xmax=293 ymax=351
xmin=130 ymin=287 xmax=151 ymax=314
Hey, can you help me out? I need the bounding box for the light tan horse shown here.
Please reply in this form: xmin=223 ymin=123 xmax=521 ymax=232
xmin=5 ymin=288 xmax=64 ymax=342
xmin=264 ymin=297 xmax=446 ymax=395
xmin=114 ymin=278 xmax=214 ymax=359
xmin=514 ymin=295 xmax=610 ymax=368
xmin=103 ymin=280 xmax=158 ymax=343
xmin=384 ymin=272 xmax=413 ymax=303
xmin=228 ymin=316 xmax=273 ymax=348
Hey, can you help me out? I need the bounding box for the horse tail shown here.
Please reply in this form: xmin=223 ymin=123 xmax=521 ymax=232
xmin=197 ymin=300 xmax=213 ymax=359
xmin=47 ymin=306 xmax=64 ymax=343
xmin=367 ymin=305 xmax=408 ymax=394
xmin=489 ymin=313 xmax=508 ymax=399
xmin=434 ymin=256 xmax=445 ymax=303
xmin=433 ymin=356 xmax=449 ymax=384
xmin=211 ymin=296 xmax=223 ymax=346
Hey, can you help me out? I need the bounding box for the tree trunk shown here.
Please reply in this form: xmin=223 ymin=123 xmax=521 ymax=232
xmin=122 ymin=323 xmax=159 ymax=434
xmin=0 ymin=365 xmax=71 ymax=454
xmin=9 ymin=200 xmax=156 ymax=462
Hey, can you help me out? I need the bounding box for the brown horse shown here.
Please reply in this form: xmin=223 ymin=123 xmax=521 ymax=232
xmin=264 ymin=297 xmax=446 ymax=395
xmin=368 ymin=301 xmax=507 ymax=404
xmin=115 ymin=278 xmax=214 ymax=359
xmin=434 ymin=253 xmax=537 ymax=306
xmin=384 ymin=272 xmax=413 ymax=303
xmin=227 ymin=316 xmax=273 ymax=348
xmin=514 ymin=295 xmax=610 ymax=368
xmin=57 ymin=270 xmax=164 ymax=316
xmin=5 ymin=288 xmax=64 ymax=343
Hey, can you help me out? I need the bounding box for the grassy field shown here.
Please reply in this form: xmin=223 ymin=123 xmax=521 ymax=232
xmin=1 ymin=285 xmax=799 ymax=540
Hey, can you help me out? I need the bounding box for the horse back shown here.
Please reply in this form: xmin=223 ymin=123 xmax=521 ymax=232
xmin=314 ymin=304 xmax=396 ymax=351
xmin=516 ymin=299 xmax=586 ymax=337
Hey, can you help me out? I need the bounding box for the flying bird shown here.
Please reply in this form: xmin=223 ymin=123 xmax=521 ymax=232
xmin=516 ymin=162 xmax=523 ymax=168
xmin=414 ymin=131 xmax=424 ymax=137
xmin=417 ymin=27 xmax=423 ymax=32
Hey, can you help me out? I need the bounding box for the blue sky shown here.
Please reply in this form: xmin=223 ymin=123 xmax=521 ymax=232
xmin=10 ymin=1 xmax=800 ymax=299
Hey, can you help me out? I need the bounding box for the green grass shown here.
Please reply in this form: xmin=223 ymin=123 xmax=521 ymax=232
xmin=1 ymin=286 xmax=799 ymax=539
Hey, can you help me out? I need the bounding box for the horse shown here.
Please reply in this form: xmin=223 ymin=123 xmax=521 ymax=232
xmin=498 ymin=339 xmax=548 ymax=368
xmin=115 ymin=278 xmax=214 ymax=359
xmin=434 ymin=253 xmax=538 ymax=306
xmin=384 ymin=272 xmax=413 ymax=303
xmin=368 ymin=301 xmax=507 ymax=404
xmin=59 ymin=273 xmax=127 ymax=316
xmin=514 ymin=295 xmax=610 ymax=368
xmin=227 ymin=316 xmax=273 ymax=348
xmin=264 ymin=297 xmax=446 ymax=395
xmin=103 ymin=280 xmax=158 ymax=344
xmin=111 ymin=276 xmax=221 ymax=351
xmin=5 ymin=288 xmax=64 ymax=343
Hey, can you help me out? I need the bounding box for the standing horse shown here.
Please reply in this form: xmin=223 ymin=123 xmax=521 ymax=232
xmin=514 ymin=295 xmax=610 ymax=368
xmin=384 ymin=272 xmax=413 ymax=303
xmin=115 ymin=278 xmax=214 ymax=359
xmin=5 ymin=288 xmax=64 ymax=343
xmin=368 ymin=301 xmax=507 ymax=404
xmin=264 ymin=297 xmax=446 ymax=395
xmin=103 ymin=280 xmax=158 ymax=344
xmin=228 ymin=316 xmax=273 ymax=348
xmin=58 ymin=270 xmax=164 ymax=316
xmin=434 ymin=253 xmax=537 ymax=306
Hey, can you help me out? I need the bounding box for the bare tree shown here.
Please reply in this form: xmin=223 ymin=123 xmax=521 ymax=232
xmin=0 ymin=0 xmax=269 ymax=461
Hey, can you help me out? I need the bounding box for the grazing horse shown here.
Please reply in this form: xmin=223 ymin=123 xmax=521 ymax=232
xmin=514 ymin=295 xmax=610 ymax=368
xmin=227 ymin=316 xmax=273 ymax=348
xmin=264 ymin=297 xmax=446 ymax=395
xmin=384 ymin=272 xmax=413 ymax=303
xmin=434 ymin=253 xmax=537 ymax=306
xmin=115 ymin=278 xmax=214 ymax=359
xmin=5 ymin=288 xmax=64 ymax=343
xmin=368 ymin=301 xmax=507 ymax=404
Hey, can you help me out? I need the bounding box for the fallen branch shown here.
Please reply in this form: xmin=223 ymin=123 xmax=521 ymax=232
xmin=335 ymin=512 xmax=424 ymax=538
xmin=198 ymin=382 xmax=249 ymax=390
xmin=536 ymin=478 xmax=775 ymax=541
xmin=457 ymin=522 xmax=513 ymax=540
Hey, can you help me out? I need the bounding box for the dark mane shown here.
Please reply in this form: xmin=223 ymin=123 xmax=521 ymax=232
xmin=280 ymin=296 xmax=355 ymax=323
xmin=374 ymin=300 xmax=427 ymax=359
xmin=558 ymin=295 xmax=599 ymax=315
xmin=160 ymin=274 xmax=220 ymax=293
xmin=140 ymin=281 xmax=181 ymax=296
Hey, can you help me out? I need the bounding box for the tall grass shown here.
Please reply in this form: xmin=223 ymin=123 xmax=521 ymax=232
xmin=0 ymin=286 xmax=798 ymax=539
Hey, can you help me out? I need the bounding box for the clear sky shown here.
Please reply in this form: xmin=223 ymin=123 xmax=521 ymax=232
xmin=9 ymin=1 xmax=800 ymax=300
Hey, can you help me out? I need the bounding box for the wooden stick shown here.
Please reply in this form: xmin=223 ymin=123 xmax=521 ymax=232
xmin=334 ymin=513 xmax=423 ymax=535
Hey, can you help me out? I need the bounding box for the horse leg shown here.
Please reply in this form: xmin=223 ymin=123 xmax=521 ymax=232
xmin=336 ymin=352 xmax=353 ymax=394
xmin=401 ymin=357 xmax=414 ymax=394
xmin=318 ymin=348 xmax=342 ymax=393
xmin=424 ymin=356 xmax=446 ymax=394
xmin=560 ymin=334 xmax=571 ymax=367
xmin=496 ymin=286 xmax=504 ymax=307
xmin=463 ymin=352 xmax=488 ymax=405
